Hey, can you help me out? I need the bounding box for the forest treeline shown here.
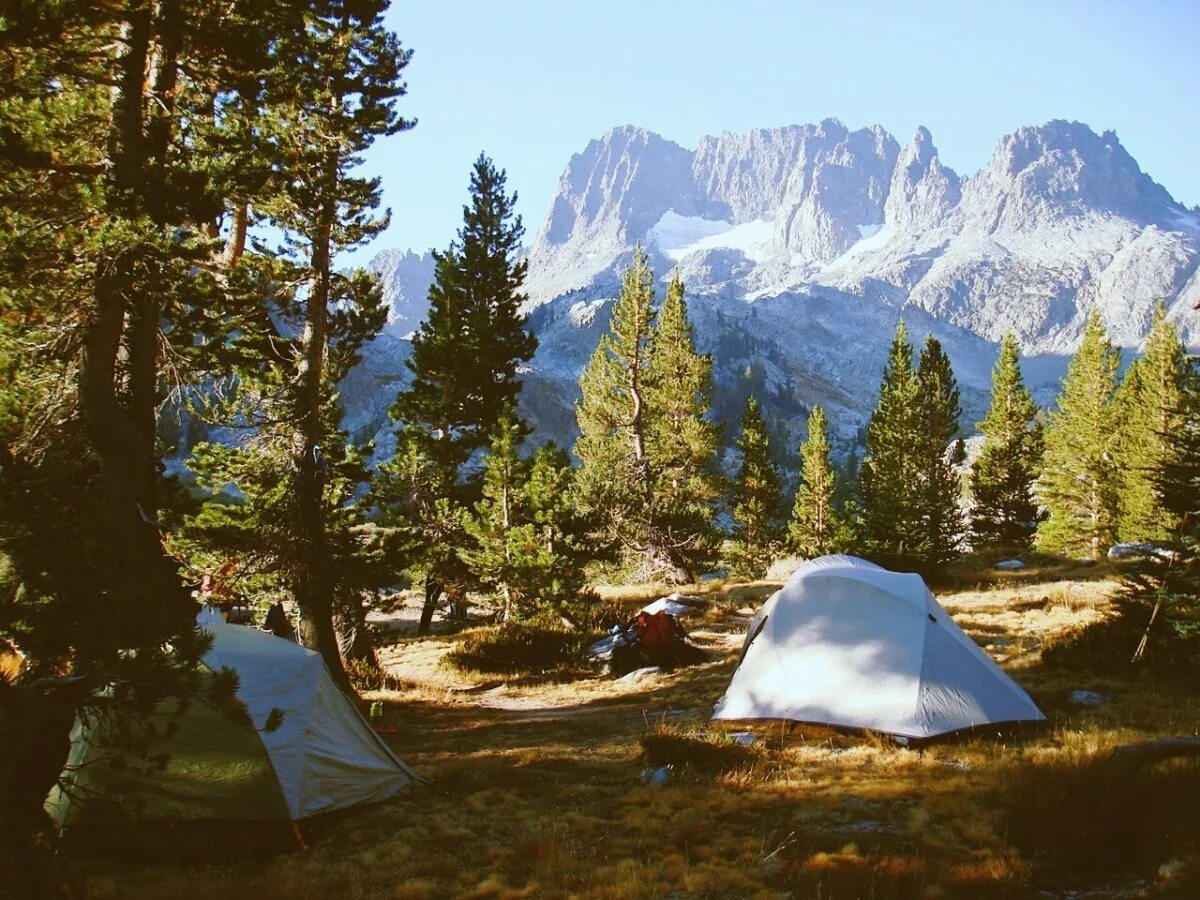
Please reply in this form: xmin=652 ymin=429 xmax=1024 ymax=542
xmin=1 ymin=2 xmax=1198 ymax=895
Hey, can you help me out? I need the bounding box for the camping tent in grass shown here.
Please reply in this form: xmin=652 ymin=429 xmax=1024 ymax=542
xmin=712 ymin=555 xmax=1045 ymax=739
xmin=47 ymin=621 xmax=419 ymax=828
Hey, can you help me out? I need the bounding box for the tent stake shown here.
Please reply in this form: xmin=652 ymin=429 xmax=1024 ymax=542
xmin=292 ymin=821 xmax=309 ymax=850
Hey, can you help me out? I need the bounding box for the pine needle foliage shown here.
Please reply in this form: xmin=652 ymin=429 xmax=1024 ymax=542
xmin=384 ymin=154 xmax=536 ymax=631
xmin=393 ymin=155 xmax=537 ymax=472
xmin=461 ymin=407 xmax=599 ymax=622
xmin=728 ymin=397 xmax=784 ymax=578
xmin=859 ymin=324 xmax=965 ymax=570
xmin=787 ymin=406 xmax=847 ymax=558
xmin=858 ymin=322 xmax=924 ymax=568
xmin=1037 ymin=310 xmax=1121 ymax=559
xmin=970 ymin=334 xmax=1044 ymax=549
xmin=574 ymin=249 xmax=719 ymax=582
xmin=1113 ymin=305 xmax=1187 ymax=543
xmin=915 ymin=335 xmax=966 ymax=566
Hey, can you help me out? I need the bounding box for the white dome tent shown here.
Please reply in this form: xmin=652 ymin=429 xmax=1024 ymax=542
xmin=712 ymin=555 xmax=1045 ymax=739
xmin=48 ymin=621 xmax=419 ymax=828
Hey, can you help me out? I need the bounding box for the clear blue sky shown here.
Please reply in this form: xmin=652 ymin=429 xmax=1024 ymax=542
xmin=346 ymin=0 xmax=1200 ymax=266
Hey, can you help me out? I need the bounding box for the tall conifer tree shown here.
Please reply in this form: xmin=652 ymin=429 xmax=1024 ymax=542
xmin=788 ymin=406 xmax=844 ymax=558
xmin=393 ymin=155 xmax=536 ymax=470
xmin=859 ymin=321 xmax=923 ymax=568
xmin=970 ymin=334 xmax=1044 ymax=549
xmin=386 ymin=154 xmax=535 ymax=630
xmin=1113 ymin=305 xmax=1187 ymax=542
xmin=182 ymin=0 xmax=413 ymax=691
xmin=915 ymin=335 xmax=965 ymax=565
xmin=576 ymin=247 xmax=701 ymax=581
xmin=1037 ymin=310 xmax=1121 ymax=558
xmin=0 ymin=2 xmax=319 ymax=885
xmin=644 ymin=270 xmax=722 ymax=565
xmin=728 ymin=397 xmax=783 ymax=577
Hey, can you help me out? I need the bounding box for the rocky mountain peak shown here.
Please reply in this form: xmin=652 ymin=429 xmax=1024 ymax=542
xmin=962 ymin=120 xmax=1180 ymax=232
xmin=883 ymin=126 xmax=961 ymax=231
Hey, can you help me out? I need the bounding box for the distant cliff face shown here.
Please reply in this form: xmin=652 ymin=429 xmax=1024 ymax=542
xmin=360 ymin=119 xmax=1200 ymax=456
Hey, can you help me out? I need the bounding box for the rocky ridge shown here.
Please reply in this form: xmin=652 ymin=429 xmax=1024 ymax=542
xmin=359 ymin=119 xmax=1200 ymax=458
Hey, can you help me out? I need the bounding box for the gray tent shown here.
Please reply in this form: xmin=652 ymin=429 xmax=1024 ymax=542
xmin=47 ymin=621 xmax=418 ymax=826
xmin=712 ymin=555 xmax=1045 ymax=739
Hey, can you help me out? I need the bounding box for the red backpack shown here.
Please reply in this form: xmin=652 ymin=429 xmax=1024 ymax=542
xmin=635 ymin=611 xmax=676 ymax=654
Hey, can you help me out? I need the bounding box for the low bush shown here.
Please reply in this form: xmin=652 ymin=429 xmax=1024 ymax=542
xmin=445 ymin=621 xmax=595 ymax=676
xmin=1042 ymin=594 xmax=1200 ymax=673
xmin=1000 ymin=743 xmax=1200 ymax=887
xmin=640 ymin=723 xmax=763 ymax=776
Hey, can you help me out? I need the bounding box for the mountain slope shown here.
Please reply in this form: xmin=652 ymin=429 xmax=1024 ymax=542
xmin=356 ymin=119 xmax=1200 ymax=458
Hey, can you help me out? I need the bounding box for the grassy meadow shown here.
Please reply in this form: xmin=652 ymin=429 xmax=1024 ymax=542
xmin=76 ymin=558 xmax=1200 ymax=899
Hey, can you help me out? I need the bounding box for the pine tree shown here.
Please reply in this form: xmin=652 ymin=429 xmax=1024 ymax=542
xmin=915 ymin=335 xmax=965 ymax=566
xmin=574 ymin=247 xmax=680 ymax=578
xmin=178 ymin=0 xmax=413 ymax=691
xmin=971 ymin=334 xmax=1044 ymax=549
xmin=859 ymin=321 xmax=924 ymax=568
xmin=387 ymin=154 xmax=535 ymax=630
xmin=460 ymin=414 xmax=599 ymax=623
xmin=788 ymin=406 xmax=845 ymax=558
xmin=461 ymin=406 xmax=528 ymax=621
xmin=728 ymin=397 xmax=784 ymax=577
xmin=1037 ymin=310 xmax=1121 ymax=558
xmin=1113 ymin=305 xmax=1187 ymax=543
xmin=0 ymin=2 xmax=309 ymax=887
xmin=1126 ymin=353 xmax=1200 ymax=666
xmin=393 ymin=154 xmax=537 ymax=470
xmin=372 ymin=424 xmax=470 ymax=634
xmin=520 ymin=443 xmax=601 ymax=621
xmin=644 ymin=270 xmax=722 ymax=568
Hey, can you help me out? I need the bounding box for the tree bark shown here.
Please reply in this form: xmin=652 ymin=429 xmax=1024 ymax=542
xmin=0 ymin=679 xmax=92 ymax=899
xmin=223 ymin=202 xmax=249 ymax=267
xmin=418 ymin=579 xmax=442 ymax=636
xmin=335 ymin=594 xmax=383 ymax=683
xmin=293 ymin=189 xmax=354 ymax=695
xmin=80 ymin=3 xmax=190 ymax=640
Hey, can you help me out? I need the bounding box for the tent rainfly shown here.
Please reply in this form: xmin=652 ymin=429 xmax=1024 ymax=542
xmin=47 ymin=621 xmax=419 ymax=827
xmin=712 ymin=555 xmax=1046 ymax=739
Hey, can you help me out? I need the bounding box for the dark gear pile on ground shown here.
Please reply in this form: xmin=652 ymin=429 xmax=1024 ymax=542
xmin=589 ymin=608 xmax=706 ymax=676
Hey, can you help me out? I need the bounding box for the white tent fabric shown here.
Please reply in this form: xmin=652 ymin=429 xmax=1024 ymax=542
xmin=712 ymin=555 xmax=1045 ymax=739
xmin=48 ymin=621 xmax=419 ymax=827
xmin=200 ymin=621 xmax=419 ymax=819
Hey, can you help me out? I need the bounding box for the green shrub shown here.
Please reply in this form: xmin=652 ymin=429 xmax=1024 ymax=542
xmin=640 ymin=723 xmax=762 ymax=775
xmin=445 ymin=621 xmax=595 ymax=676
xmin=1001 ymin=749 xmax=1200 ymax=885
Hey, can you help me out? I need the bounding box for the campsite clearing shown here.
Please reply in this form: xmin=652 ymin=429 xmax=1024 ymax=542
xmin=74 ymin=560 xmax=1200 ymax=898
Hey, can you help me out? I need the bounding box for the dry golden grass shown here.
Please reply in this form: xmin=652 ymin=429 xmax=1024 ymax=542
xmin=74 ymin=557 xmax=1200 ymax=898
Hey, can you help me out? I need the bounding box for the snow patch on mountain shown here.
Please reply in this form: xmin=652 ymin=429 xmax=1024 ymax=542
xmin=648 ymin=211 xmax=777 ymax=263
xmin=818 ymin=223 xmax=896 ymax=273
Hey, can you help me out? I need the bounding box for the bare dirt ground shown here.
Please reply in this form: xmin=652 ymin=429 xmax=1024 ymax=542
xmin=75 ymin=562 xmax=1200 ymax=899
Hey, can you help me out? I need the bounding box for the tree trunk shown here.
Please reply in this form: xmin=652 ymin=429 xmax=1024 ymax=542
xmin=293 ymin=191 xmax=354 ymax=695
xmin=0 ymin=680 xmax=92 ymax=899
xmin=418 ymin=579 xmax=442 ymax=636
xmin=335 ymin=594 xmax=383 ymax=687
xmin=80 ymin=3 xmax=190 ymax=640
xmin=223 ymin=202 xmax=249 ymax=267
